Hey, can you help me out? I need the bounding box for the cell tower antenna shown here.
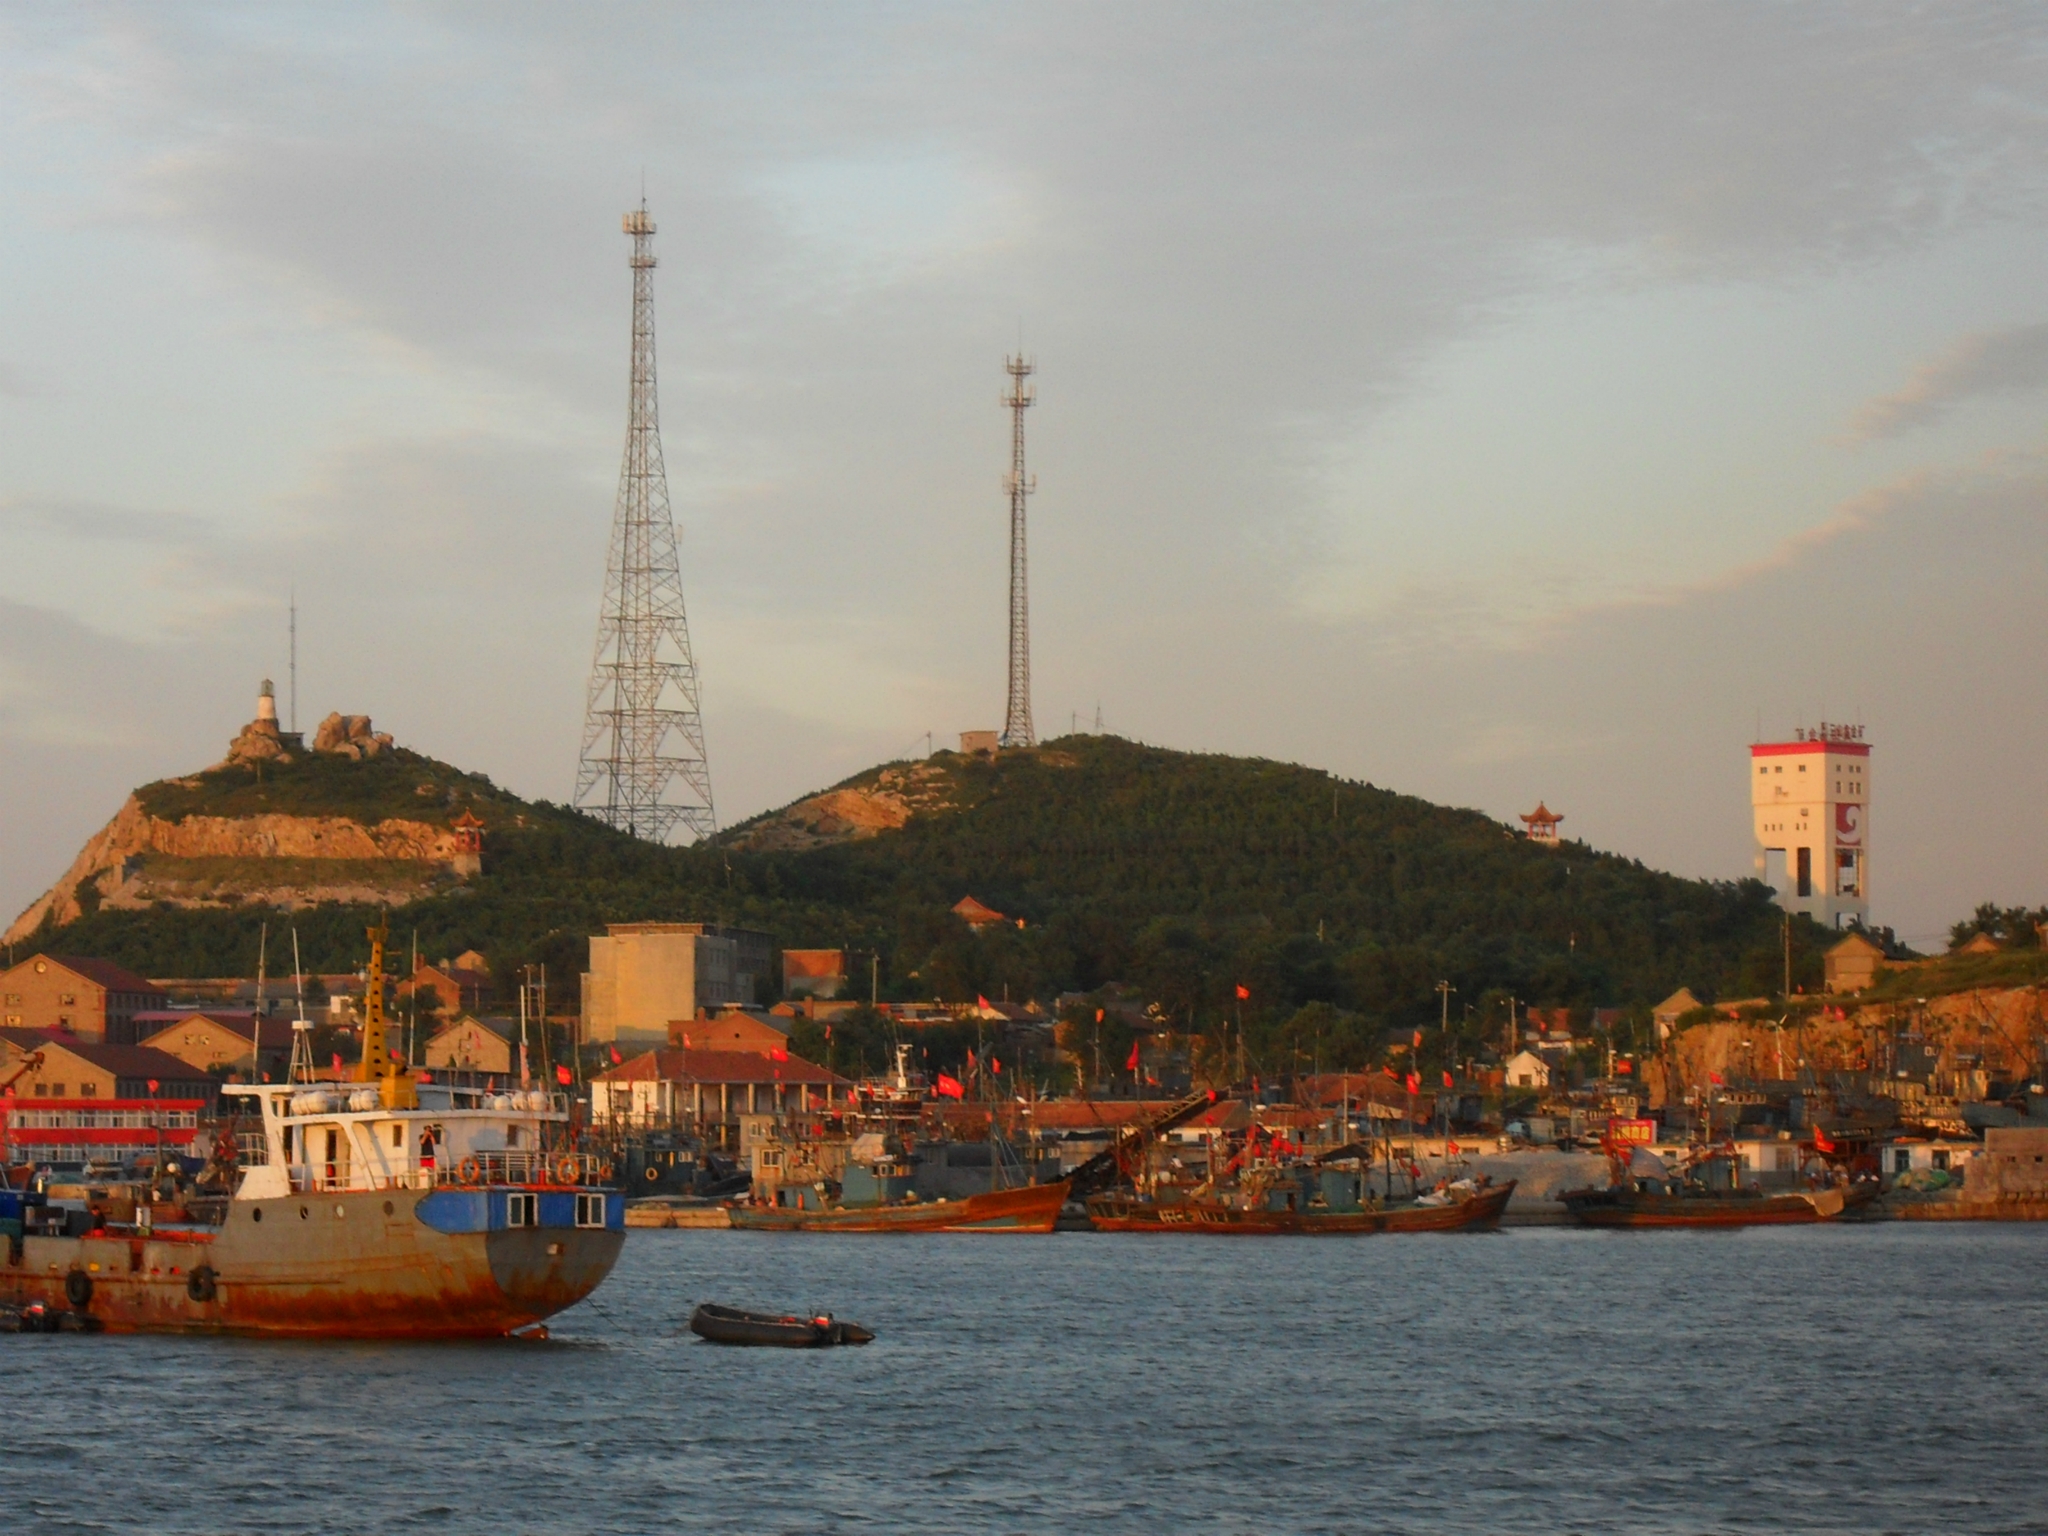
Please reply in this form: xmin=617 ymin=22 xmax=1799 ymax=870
xmin=288 ymin=585 xmax=298 ymax=735
xmin=1000 ymin=352 xmax=1037 ymax=748
xmin=574 ymin=201 xmax=716 ymax=841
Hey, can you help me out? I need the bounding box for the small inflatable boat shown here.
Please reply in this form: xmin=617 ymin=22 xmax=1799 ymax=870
xmin=687 ymin=1302 xmax=874 ymax=1347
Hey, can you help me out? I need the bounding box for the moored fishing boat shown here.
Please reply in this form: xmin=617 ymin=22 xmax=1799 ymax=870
xmin=0 ymin=924 xmax=623 ymax=1337
xmin=1559 ymin=1182 xmax=1873 ymax=1227
xmin=729 ymin=1178 xmax=1069 ymax=1233
xmin=1086 ymin=1178 xmax=1514 ymax=1234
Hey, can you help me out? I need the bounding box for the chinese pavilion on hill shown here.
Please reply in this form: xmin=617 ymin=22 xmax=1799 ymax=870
xmin=1519 ymin=802 xmax=1564 ymax=846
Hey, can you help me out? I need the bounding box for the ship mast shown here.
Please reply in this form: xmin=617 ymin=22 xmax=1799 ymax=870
xmin=355 ymin=920 xmax=417 ymax=1108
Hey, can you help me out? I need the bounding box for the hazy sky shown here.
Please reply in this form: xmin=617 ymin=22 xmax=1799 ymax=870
xmin=3 ymin=4 xmax=2046 ymax=949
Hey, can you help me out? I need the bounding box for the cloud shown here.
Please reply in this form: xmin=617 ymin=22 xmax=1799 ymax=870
xmin=1847 ymin=322 xmax=2048 ymax=442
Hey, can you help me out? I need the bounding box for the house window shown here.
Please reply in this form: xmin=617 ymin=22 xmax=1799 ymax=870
xmin=58 ymin=993 xmax=75 ymax=1006
xmin=507 ymin=1193 xmax=537 ymax=1228
xmin=1932 ymin=1151 xmax=1950 ymax=1172
xmin=575 ymin=1193 xmax=607 ymax=1229
xmin=1894 ymin=1149 xmax=1912 ymax=1174
xmin=2 ymin=992 xmax=17 ymax=1004
xmin=391 ymin=1124 xmax=404 ymax=1148
xmin=79 ymin=1083 xmax=96 ymax=1097
xmin=34 ymin=1083 xmax=47 ymax=1097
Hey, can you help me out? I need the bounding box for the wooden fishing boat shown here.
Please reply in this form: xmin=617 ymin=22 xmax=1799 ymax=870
xmin=1086 ymin=1179 xmax=1515 ymax=1234
xmin=728 ymin=1178 xmax=1069 ymax=1234
xmin=1559 ymin=1181 xmax=1876 ymax=1228
xmin=688 ymin=1302 xmax=873 ymax=1347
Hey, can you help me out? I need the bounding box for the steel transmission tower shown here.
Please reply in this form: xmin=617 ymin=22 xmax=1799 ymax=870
xmin=1000 ymin=354 xmax=1037 ymax=748
xmin=574 ymin=203 xmax=716 ymax=841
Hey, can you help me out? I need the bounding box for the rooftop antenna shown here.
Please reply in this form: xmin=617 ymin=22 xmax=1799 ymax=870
xmin=574 ymin=199 xmax=716 ymax=841
xmin=289 ymin=586 xmax=298 ymax=736
xmin=1000 ymin=351 xmax=1037 ymax=748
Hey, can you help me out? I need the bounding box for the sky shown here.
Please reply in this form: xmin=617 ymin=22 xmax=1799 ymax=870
xmin=2 ymin=3 xmax=2046 ymax=951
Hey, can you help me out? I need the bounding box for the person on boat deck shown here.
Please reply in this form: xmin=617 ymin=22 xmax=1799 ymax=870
xmin=419 ymin=1127 xmax=437 ymax=1172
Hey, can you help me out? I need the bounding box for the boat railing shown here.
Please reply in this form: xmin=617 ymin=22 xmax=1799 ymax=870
xmin=434 ymin=1149 xmax=606 ymax=1188
xmin=282 ymin=1150 xmax=605 ymax=1194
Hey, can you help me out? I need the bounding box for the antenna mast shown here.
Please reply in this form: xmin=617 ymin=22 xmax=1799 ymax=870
xmin=288 ymin=587 xmax=297 ymax=736
xmin=574 ymin=201 xmax=716 ymax=841
xmin=1001 ymin=354 xmax=1037 ymax=748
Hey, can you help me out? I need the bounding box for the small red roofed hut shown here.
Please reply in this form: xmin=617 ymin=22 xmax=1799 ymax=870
xmin=1518 ymin=802 xmax=1564 ymax=846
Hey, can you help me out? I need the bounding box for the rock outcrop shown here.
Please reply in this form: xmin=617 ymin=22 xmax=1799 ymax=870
xmin=725 ymin=761 xmax=961 ymax=853
xmin=311 ymin=712 xmax=393 ymax=759
xmin=5 ymin=797 xmax=472 ymax=944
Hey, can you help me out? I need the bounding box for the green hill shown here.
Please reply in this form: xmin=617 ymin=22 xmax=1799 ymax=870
xmin=26 ymin=735 xmax=1814 ymax=1068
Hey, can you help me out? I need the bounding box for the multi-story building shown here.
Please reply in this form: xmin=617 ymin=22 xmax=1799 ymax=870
xmin=0 ymin=955 xmax=169 ymax=1044
xmin=580 ymin=922 xmax=773 ymax=1045
xmin=1751 ymin=722 xmax=1869 ymax=929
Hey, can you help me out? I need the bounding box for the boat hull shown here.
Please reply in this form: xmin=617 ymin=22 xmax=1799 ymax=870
xmin=1 ymin=1186 xmax=624 ymax=1338
xmin=729 ymin=1180 xmax=1068 ymax=1233
xmin=1560 ymin=1184 xmax=1869 ymax=1228
xmin=1086 ymin=1182 xmax=1515 ymax=1234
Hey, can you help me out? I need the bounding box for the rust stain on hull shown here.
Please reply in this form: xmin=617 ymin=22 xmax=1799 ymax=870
xmin=2 ymin=1189 xmax=622 ymax=1339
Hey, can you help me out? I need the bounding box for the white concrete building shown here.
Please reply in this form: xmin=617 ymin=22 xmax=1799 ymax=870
xmin=1751 ymin=723 xmax=1870 ymax=929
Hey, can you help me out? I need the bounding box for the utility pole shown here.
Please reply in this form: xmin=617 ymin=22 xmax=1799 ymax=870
xmin=999 ymin=353 xmax=1037 ymax=748
xmin=574 ymin=201 xmax=716 ymax=841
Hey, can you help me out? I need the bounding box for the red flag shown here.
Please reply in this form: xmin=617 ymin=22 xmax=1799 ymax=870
xmin=1617 ymin=1060 xmax=1632 ymax=1075
xmin=990 ymin=1057 xmax=1000 ymax=1075
xmin=389 ymin=1048 xmax=402 ymax=1063
xmin=1442 ymin=1071 xmax=1453 ymax=1088
xmin=966 ymin=1048 xmax=977 ymax=1070
xmin=824 ymin=1023 xmax=832 ymax=1041
xmin=1709 ymin=1071 xmax=1725 ymax=1086
xmin=1126 ymin=1041 xmax=1141 ymax=1072
xmin=681 ymin=1033 xmax=691 ymax=1049
xmin=147 ymin=1078 xmax=159 ymax=1094
xmin=1095 ymin=1008 xmax=1104 ymax=1022
xmin=1412 ymin=1030 xmax=1423 ymax=1049
xmin=935 ymin=1072 xmax=965 ymax=1099
xmin=770 ymin=1045 xmax=789 ymax=1062
xmin=1447 ymin=1140 xmax=1460 ymax=1156
xmin=556 ymin=1064 xmax=573 ymax=1086
xmin=331 ymin=1053 xmax=343 ymax=1071
xmin=1383 ymin=1065 xmax=1399 ymax=1081
xmin=1405 ymin=1072 xmax=1420 ymax=1094
xmin=977 ymin=995 xmax=991 ymax=1010
xmin=417 ymin=1070 xmax=432 ymax=1084
xmin=1235 ymin=985 xmax=1250 ymax=1000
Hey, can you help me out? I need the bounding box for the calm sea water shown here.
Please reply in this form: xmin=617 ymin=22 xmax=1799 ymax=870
xmin=9 ymin=1224 xmax=2047 ymax=1535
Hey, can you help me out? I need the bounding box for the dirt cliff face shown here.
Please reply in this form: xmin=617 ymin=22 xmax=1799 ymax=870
xmin=4 ymin=795 xmax=468 ymax=943
xmin=724 ymin=760 xmax=963 ymax=853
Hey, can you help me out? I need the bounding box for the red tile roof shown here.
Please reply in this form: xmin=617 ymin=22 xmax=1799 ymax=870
xmin=595 ymin=1048 xmax=849 ymax=1087
xmin=36 ymin=1038 xmax=214 ymax=1082
xmin=136 ymin=1013 xmax=299 ymax=1050
xmin=37 ymin=956 xmax=166 ymax=996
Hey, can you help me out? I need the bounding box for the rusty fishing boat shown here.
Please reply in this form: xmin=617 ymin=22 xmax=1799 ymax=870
xmin=1560 ymin=1142 xmax=1876 ymax=1228
xmin=0 ymin=925 xmax=622 ymax=1338
xmin=729 ymin=1179 xmax=1069 ymax=1233
xmin=1087 ymin=1175 xmax=1514 ymax=1234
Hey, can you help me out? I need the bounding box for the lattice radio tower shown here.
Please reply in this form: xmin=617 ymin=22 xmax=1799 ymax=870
xmin=1000 ymin=353 xmax=1037 ymax=748
xmin=574 ymin=202 xmax=715 ymax=841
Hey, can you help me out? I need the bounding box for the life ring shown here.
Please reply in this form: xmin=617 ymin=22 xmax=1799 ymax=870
xmin=186 ymin=1266 xmax=217 ymax=1304
xmin=64 ymin=1269 xmax=93 ymax=1309
xmin=456 ymin=1156 xmax=482 ymax=1186
xmin=643 ymin=1164 xmax=661 ymax=1183
xmin=555 ymin=1155 xmax=581 ymax=1187
xmin=598 ymin=1162 xmax=614 ymax=1182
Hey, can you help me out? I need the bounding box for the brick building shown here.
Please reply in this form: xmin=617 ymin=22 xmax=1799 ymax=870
xmin=0 ymin=955 xmax=169 ymax=1044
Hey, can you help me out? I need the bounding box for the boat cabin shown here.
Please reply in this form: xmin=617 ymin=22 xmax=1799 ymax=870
xmin=224 ymin=1082 xmax=591 ymax=1198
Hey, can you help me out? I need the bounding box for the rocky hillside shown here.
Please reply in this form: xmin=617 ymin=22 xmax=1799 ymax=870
xmin=5 ymin=709 xmax=535 ymax=943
